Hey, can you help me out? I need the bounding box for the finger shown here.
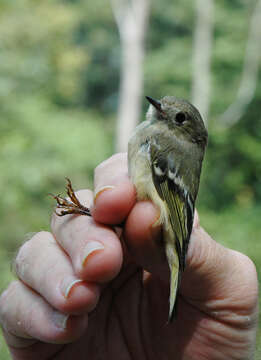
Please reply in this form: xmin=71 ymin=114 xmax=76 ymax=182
xmin=124 ymin=204 xmax=199 ymax=280
xmin=123 ymin=200 xmax=168 ymax=280
xmin=51 ymin=190 xmax=123 ymax=283
xmin=15 ymin=232 xmax=100 ymax=315
xmin=0 ymin=281 xmax=88 ymax=348
xmin=92 ymin=153 xmax=136 ymax=224
xmin=180 ymin=219 xmax=259 ymax=317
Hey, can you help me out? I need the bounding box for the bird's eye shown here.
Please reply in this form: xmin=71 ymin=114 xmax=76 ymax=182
xmin=175 ymin=111 xmax=186 ymax=124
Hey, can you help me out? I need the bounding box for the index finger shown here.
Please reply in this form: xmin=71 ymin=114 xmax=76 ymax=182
xmin=92 ymin=153 xmax=136 ymax=224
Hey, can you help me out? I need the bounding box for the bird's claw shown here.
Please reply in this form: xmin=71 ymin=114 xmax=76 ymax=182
xmin=49 ymin=178 xmax=91 ymax=217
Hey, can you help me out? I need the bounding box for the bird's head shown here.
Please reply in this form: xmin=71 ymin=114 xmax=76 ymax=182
xmin=146 ymin=96 xmax=208 ymax=147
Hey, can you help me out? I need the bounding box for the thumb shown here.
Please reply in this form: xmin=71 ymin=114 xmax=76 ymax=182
xmin=180 ymin=213 xmax=258 ymax=318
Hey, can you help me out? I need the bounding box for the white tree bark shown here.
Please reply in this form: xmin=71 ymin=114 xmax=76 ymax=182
xmin=191 ymin=0 xmax=214 ymax=126
xmin=218 ymin=0 xmax=261 ymax=127
xmin=111 ymin=0 xmax=150 ymax=152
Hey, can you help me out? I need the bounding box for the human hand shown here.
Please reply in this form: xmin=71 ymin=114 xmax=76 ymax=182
xmin=0 ymin=153 xmax=258 ymax=360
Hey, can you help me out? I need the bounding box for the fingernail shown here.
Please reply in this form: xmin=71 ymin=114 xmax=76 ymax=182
xmin=94 ymin=186 xmax=115 ymax=203
xmin=53 ymin=311 xmax=69 ymax=330
xmin=82 ymin=241 xmax=104 ymax=267
xmin=193 ymin=210 xmax=200 ymax=229
xmin=60 ymin=277 xmax=83 ymax=299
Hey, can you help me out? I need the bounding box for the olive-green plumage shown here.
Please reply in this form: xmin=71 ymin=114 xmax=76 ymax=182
xmin=128 ymin=96 xmax=208 ymax=321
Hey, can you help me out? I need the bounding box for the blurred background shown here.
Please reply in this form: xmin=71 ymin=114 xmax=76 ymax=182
xmin=0 ymin=0 xmax=260 ymax=357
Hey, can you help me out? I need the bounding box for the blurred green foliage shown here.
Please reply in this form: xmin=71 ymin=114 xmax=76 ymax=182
xmin=0 ymin=0 xmax=260 ymax=358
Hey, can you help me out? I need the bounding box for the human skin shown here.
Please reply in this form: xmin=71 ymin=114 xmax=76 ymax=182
xmin=0 ymin=153 xmax=259 ymax=360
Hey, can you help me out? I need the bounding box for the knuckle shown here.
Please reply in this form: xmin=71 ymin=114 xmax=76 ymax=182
xmin=15 ymin=242 xmax=31 ymax=277
xmin=230 ymin=250 xmax=259 ymax=312
xmin=15 ymin=232 xmax=51 ymax=277
xmin=234 ymin=251 xmax=258 ymax=286
xmin=0 ymin=281 xmax=19 ymax=322
xmin=0 ymin=289 xmax=9 ymax=320
xmin=94 ymin=159 xmax=108 ymax=176
xmin=94 ymin=153 xmax=127 ymax=177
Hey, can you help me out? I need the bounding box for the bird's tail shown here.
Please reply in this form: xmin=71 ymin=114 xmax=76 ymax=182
xmin=168 ymin=263 xmax=180 ymax=321
xmin=165 ymin=239 xmax=180 ymax=322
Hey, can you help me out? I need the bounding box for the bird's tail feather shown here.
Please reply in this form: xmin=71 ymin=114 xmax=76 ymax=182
xmin=168 ymin=265 xmax=180 ymax=322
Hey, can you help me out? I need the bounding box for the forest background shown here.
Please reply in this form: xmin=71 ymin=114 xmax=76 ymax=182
xmin=0 ymin=0 xmax=260 ymax=357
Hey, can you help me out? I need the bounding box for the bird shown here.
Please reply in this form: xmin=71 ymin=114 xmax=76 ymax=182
xmin=128 ymin=96 xmax=208 ymax=320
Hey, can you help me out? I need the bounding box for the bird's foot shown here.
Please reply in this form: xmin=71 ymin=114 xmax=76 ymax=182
xmin=49 ymin=177 xmax=91 ymax=217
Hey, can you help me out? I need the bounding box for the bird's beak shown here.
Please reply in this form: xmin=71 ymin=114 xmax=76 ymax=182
xmin=146 ymin=96 xmax=162 ymax=112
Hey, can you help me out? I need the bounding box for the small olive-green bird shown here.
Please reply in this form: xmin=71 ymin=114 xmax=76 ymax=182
xmin=128 ymin=96 xmax=208 ymax=321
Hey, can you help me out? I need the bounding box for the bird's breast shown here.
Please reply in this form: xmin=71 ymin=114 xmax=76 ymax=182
xmin=128 ymin=145 xmax=152 ymax=201
xmin=128 ymin=144 xmax=170 ymax=228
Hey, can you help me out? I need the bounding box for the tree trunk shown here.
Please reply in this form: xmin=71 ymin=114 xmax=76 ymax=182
xmin=218 ymin=0 xmax=261 ymax=127
xmin=111 ymin=0 xmax=150 ymax=152
xmin=191 ymin=0 xmax=214 ymax=126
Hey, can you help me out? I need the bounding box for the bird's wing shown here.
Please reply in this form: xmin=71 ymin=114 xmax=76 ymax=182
xmin=150 ymin=142 xmax=194 ymax=271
